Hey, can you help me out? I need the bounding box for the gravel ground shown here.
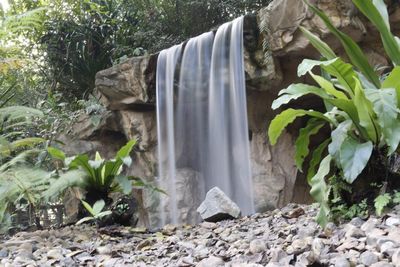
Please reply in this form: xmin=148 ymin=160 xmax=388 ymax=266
xmin=1 ymin=203 xmax=400 ymax=267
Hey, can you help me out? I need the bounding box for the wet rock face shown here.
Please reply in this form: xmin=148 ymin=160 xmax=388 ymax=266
xmin=64 ymin=0 xmax=400 ymax=227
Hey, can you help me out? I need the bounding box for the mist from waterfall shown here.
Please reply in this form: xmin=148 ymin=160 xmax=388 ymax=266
xmin=156 ymin=16 xmax=254 ymax=226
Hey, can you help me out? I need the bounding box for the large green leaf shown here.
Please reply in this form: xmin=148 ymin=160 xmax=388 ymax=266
xmin=272 ymin=84 xmax=331 ymax=110
xmin=295 ymin=119 xmax=326 ymax=171
xmin=297 ymin=58 xmax=339 ymax=77
xmin=299 ymin=27 xmax=357 ymax=95
xmin=307 ymin=139 xmax=330 ymax=183
xmin=306 ymin=2 xmax=380 ymax=88
xmin=354 ymin=78 xmax=379 ymax=143
xmin=365 ymin=88 xmax=400 ymax=154
xmin=382 ymin=66 xmax=400 ymax=107
xmin=115 ymin=175 xmax=132 ymax=194
xmin=353 ymin=0 xmax=400 ymax=65
xmin=310 ymin=73 xmax=349 ymax=100
xmin=116 ymin=139 xmax=136 ymax=166
xmin=69 ymin=154 xmax=96 ymax=182
xmin=328 ymin=120 xmax=352 ymax=160
xmin=339 ymin=138 xmax=373 ymax=183
xmin=47 ymin=147 xmax=66 ymax=161
xmin=299 ymin=27 xmax=336 ymax=59
xmin=268 ymin=109 xmax=332 ymax=145
xmin=81 ymin=200 xmax=96 ymax=217
xmin=310 ymin=155 xmax=332 ymax=227
xmin=92 ymin=199 xmax=106 ymax=215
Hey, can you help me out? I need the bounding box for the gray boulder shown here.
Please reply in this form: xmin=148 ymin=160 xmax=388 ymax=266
xmin=197 ymin=187 xmax=241 ymax=222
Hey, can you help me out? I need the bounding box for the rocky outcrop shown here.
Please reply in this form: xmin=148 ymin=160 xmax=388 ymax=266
xmin=62 ymin=0 xmax=400 ymax=227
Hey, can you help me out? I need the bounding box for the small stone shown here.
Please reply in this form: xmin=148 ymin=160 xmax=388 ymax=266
xmin=249 ymin=239 xmax=266 ymax=254
xmin=350 ymin=217 xmax=365 ymax=227
xmin=196 ymin=256 xmax=224 ymax=267
xmin=0 ymin=248 xmax=8 ymax=258
xmin=334 ymin=256 xmax=350 ymax=267
xmin=386 ymin=217 xmax=400 ymax=227
xmin=345 ymin=224 xmax=366 ymax=238
xmin=290 ymin=239 xmax=308 ymax=254
xmin=392 ymin=249 xmax=400 ymax=266
xmin=370 ymin=262 xmax=394 ymax=267
xmin=362 ymin=218 xmax=380 ymax=232
xmin=324 ymin=222 xmax=336 ymax=237
xmin=47 ymin=248 xmax=64 ymax=259
xmin=96 ymin=245 xmax=112 ymax=255
xmin=201 ymin=222 xmax=217 ymax=230
xmin=312 ymin=238 xmax=324 ymax=257
xmin=162 ymin=224 xmax=177 ymax=235
xmin=360 ymin=251 xmax=378 ymax=266
xmin=379 ymin=241 xmax=395 ymax=255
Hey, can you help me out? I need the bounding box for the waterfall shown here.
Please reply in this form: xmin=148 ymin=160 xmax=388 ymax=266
xmin=156 ymin=16 xmax=254 ymax=226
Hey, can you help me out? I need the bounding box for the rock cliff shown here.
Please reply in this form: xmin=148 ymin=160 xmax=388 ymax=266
xmin=61 ymin=0 xmax=400 ymax=227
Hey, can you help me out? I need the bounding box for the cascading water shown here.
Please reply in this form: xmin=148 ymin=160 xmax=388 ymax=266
xmin=156 ymin=16 xmax=254 ymax=226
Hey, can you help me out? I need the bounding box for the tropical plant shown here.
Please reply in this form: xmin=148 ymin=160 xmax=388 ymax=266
xmin=76 ymin=199 xmax=112 ymax=225
xmin=268 ymin=0 xmax=400 ymax=226
xmin=44 ymin=140 xmax=163 ymax=206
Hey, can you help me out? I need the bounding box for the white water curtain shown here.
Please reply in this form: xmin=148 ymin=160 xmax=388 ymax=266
xmin=156 ymin=17 xmax=254 ymax=226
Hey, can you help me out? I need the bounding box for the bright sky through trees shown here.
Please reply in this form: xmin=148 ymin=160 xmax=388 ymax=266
xmin=0 ymin=0 xmax=9 ymax=12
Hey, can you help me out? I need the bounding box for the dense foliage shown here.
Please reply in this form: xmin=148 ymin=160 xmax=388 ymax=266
xmin=268 ymin=0 xmax=400 ymax=226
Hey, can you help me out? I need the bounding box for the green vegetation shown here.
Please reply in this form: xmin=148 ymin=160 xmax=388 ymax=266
xmin=76 ymin=199 xmax=112 ymax=225
xmin=268 ymin=0 xmax=400 ymax=226
xmin=0 ymin=0 xmax=268 ymax=233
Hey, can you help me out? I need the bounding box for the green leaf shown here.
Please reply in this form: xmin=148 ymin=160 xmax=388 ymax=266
xmin=306 ymin=1 xmax=381 ymax=87
xmin=117 ymin=139 xmax=136 ymax=159
xmin=268 ymin=109 xmax=332 ymax=145
xmin=299 ymin=27 xmax=336 ymax=59
xmin=310 ymin=155 xmax=332 ymax=227
xmin=295 ymin=119 xmax=326 ymax=171
xmin=339 ymin=138 xmax=373 ymax=183
xmin=95 ymin=210 xmax=112 ymax=219
xmin=309 ymin=73 xmax=349 ymax=99
xmin=92 ymin=199 xmax=106 ymax=215
xmin=328 ymin=120 xmax=352 ymax=160
xmin=374 ymin=193 xmax=391 ymax=216
xmin=382 ymin=66 xmax=400 ymax=107
xmin=307 ymin=139 xmax=330 ymax=184
xmin=365 ymin=88 xmax=400 ymax=154
xmin=69 ymin=154 xmax=96 ymax=181
xmin=81 ymin=200 xmax=96 ymax=216
xmin=47 ymin=147 xmax=66 ymax=161
xmin=354 ymin=78 xmax=379 ymax=142
xmin=115 ymin=175 xmax=132 ymax=194
xmin=353 ymin=0 xmax=400 ymax=65
xmin=297 ymin=58 xmax=339 ymax=77
xmin=272 ymin=84 xmax=331 ymax=110
xmin=322 ymin=59 xmax=358 ymax=96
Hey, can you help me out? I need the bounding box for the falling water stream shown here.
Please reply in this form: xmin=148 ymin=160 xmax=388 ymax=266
xmin=156 ymin=17 xmax=254 ymax=226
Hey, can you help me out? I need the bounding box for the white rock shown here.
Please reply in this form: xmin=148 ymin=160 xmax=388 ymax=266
xmin=196 ymin=256 xmax=225 ymax=267
xmin=197 ymin=187 xmax=241 ymax=222
xmin=249 ymin=239 xmax=266 ymax=254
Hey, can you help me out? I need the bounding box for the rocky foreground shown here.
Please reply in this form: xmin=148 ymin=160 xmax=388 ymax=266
xmin=1 ymin=204 xmax=400 ymax=267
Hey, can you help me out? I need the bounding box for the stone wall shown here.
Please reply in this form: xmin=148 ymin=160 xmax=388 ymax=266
xmin=62 ymin=0 xmax=400 ymax=227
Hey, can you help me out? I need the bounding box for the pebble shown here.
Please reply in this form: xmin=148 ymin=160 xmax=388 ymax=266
xmin=360 ymin=251 xmax=378 ymax=266
xmin=0 ymin=204 xmax=399 ymax=266
xmin=249 ymin=239 xmax=266 ymax=254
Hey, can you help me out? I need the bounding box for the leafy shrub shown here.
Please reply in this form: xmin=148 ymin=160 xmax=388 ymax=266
xmin=268 ymin=0 xmax=400 ymax=226
xmin=76 ymin=199 xmax=112 ymax=225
